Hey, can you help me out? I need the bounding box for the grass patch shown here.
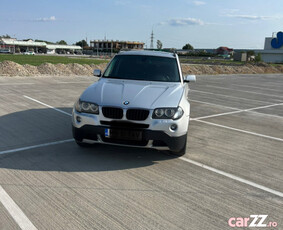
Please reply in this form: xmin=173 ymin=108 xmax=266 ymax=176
xmin=0 ymin=54 xmax=108 ymax=66
xmin=270 ymin=63 xmax=283 ymax=67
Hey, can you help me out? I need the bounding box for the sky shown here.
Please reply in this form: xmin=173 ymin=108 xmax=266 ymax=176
xmin=1 ymin=0 xmax=283 ymax=49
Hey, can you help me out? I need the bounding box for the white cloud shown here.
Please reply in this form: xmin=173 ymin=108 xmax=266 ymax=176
xmin=35 ymin=16 xmax=56 ymax=22
xmin=193 ymin=1 xmax=206 ymax=6
xmin=165 ymin=18 xmax=204 ymax=26
xmin=226 ymin=14 xmax=274 ymax=20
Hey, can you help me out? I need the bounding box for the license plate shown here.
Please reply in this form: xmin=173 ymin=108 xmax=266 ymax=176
xmin=104 ymin=128 xmax=142 ymax=141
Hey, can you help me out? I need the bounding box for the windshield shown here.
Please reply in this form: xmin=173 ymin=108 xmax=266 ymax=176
xmin=103 ymin=55 xmax=180 ymax=82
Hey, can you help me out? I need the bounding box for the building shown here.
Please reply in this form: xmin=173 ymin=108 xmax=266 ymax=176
xmin=261 ymin=32 xmax=283 ymax=63
xmin=176 ymin=49 xmax=216 ymax=55
xmin=216 ymin=47 xmax=234 ymax=55
xmin=0 ymin=38 xmax=47 ymax=53
xmin=0 ymin=38 xmax=82 ymax=54
xmin=90 ymin=40 xmax=144 ymax=52
xmin=234 ymin=52 xmax=248 ymax=62
xmin=45 ymin=44 xmax=82 ymax=54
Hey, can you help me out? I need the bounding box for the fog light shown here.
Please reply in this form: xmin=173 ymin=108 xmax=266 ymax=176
xmin=76 ymin=116 xmax=82 ymax=122
xmin=170 ymin=124 xmax=177 ymax=131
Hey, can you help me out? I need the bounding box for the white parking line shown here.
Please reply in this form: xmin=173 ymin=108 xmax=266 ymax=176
xmin=195 ymin=120 xmax=283 ymax=142
xmin=191 ymin=99 xmax=283 ymax=120
xmin=0 ymin=139 xmax=74 ymax=155
xmin=231 ymin=83 xmax=283 ymax=93
xmin=179 ymin=157 xmax=283 ymax=198
xmin=191 ymin=110 xmax=242 ymax=121
xmin=23 ymin=95 xmax=72 ymax=117
xmin=245 ymin=102 xmax=283 ymax=111
xmin=191 ymin=102 xmax=283 ymax=120
xmin=191 ymin=89 xmax=277 ymax=104
xmin=189 ymin=99 xmax=241 ymax=111
xmin=204 ymin=85 xmax=283 ymax=98
xmin=0 ymin=185 xmax=38 ymax=230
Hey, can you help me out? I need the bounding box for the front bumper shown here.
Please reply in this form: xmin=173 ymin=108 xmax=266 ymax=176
xmin=72 ymin=125 xmax=187 ymax=151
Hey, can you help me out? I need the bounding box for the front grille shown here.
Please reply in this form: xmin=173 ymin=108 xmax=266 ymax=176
xmin=102 ymin=107 xmax=123 ymax=119
xmin=126 ymin=109 xmax=149 ymax=121
xmin=100 ymin=121 xmax=149 ymax=129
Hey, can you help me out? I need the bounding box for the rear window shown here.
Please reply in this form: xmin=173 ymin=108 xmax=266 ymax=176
xmin=103 ymin=55 xmax=180 ymax=82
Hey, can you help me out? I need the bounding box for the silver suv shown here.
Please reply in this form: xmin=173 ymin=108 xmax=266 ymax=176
xmin=72 ymin=51 xmax=195 ymax=156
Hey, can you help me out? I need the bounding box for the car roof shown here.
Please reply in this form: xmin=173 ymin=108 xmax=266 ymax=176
xmin=117 ymin=50 xmax=176 ymax=59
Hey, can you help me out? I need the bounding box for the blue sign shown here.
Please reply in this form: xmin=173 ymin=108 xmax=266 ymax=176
xmin=271 ymin=31 xmax=283 ymax=49
xmin=105 ymin=128 xmax=110 ymax=138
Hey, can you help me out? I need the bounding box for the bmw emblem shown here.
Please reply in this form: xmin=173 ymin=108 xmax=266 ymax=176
xmin=123 ymin=101 xmax=130 ymax=105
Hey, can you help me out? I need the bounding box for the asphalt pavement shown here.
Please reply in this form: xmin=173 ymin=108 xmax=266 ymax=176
xmin=0 ymin=74 xmax=282 ymax=230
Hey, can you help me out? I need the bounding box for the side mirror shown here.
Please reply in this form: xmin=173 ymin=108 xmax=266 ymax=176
xmin=93 ymin=69 xmax=102 ymax=77
xmin=184 ymin=75 xmax=196 ymax=83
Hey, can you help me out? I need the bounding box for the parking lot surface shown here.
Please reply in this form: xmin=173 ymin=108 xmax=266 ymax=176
xmin=0 ymin=74 xmax=282 ymax=230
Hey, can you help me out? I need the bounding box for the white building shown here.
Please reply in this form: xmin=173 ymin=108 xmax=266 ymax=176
xmin=46 ymin=44 xmax=82 ymax=54
xmin=261 ymin=32 xmax=283 ymax=63
xmin=0 ymin=38 xmax=82 ymax=54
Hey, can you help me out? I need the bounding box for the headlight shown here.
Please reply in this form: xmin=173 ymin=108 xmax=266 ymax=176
xmin=75 ymin=100 xmax=99 ymax=114
xmin=173 ymin=107 xmax=184 ymax=120
xmin=154 ymin=108 xmax=164 ymax=118
xmin=152 ymin=107 xmax=183 ymax=120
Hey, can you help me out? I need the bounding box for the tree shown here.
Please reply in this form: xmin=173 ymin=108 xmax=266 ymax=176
xmin=182 ymin=43 xmax=194 ymax=50
xmin=57 ymin=40 xmax=67 ymax=45
xmin=0 ymin=34 xmax=11 ymax=38
xmin=247 ymin=50 xmax=255 ymax=57
xmin=156 ymin=40 xmax=163 ymax=50
xmin=255 ymin=53 xmax=261 ymax=62
xmin=76 ymin=40 xmax=88 ymax=48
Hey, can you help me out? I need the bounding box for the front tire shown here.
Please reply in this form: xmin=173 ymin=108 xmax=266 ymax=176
xmin=169 ymin=133 xmax=187 ymax=156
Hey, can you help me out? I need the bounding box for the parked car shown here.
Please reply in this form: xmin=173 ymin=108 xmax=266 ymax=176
xmin=72 ymin=50 xmax=196 ymax=156
xmin=23 ymin=51 xmax=35 ymax=55
xmin=0 ymin=49 xmax=11 ymax=54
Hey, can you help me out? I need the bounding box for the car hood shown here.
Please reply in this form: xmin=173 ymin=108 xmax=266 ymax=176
xmin=80 ymin=78 xmax=184 ymax=109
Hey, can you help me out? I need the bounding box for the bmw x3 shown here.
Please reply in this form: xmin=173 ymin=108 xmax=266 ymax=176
xmin=72 ymin=50 xmax=196 ymax=156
